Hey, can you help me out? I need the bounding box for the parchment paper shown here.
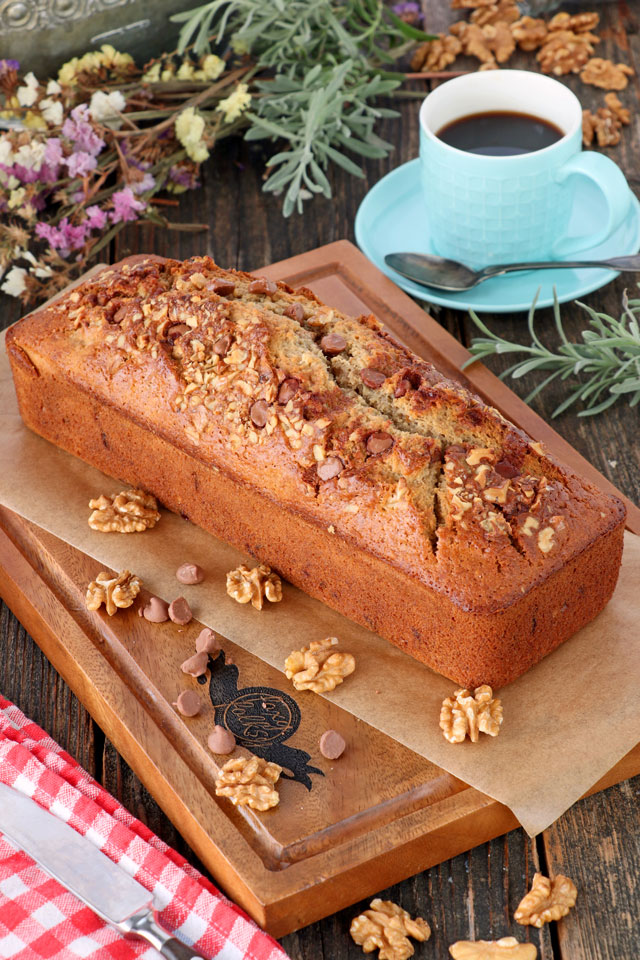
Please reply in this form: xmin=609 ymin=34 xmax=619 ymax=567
xmin=1 ymin=330 xmax=639 ymax=836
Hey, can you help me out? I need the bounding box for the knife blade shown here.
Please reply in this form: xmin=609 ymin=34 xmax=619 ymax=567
xmin=0 ymin=782 xmax=207 ymax=959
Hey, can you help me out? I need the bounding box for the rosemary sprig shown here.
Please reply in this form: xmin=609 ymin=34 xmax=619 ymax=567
xmin=464 ymin=289 xmax=640 ymax=417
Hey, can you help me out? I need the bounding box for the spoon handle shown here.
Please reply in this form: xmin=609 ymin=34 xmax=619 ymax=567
xmin=482 ymin=254 xmax=640 ymax=279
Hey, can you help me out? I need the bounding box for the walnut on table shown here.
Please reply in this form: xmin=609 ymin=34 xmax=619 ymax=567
xmin=440 ymin=685 xmax=503 ymax=743
xmin=450 ymin=22 xmax=497 ymax=66
xmin=536 ymin=29 xmax=599 ymax=76
xmin=449 ymin=937 xmax=537 ymax=960
xmin=510 ymin=16 xmax=548 ymax=52
xmin=350 ymin=899 xmax=431 ymax=960
xmin=548 ymin=11 xmax=600 ymax=34
xmin=225 ymin=563 xmax=282 ymax=610
xmin=410 ymin=34 xmax=462 ymax=72
xmin=470 ymin=1 xmax=520 ymax=27
xmin=214 ymin=754 xmax=282 ymax=811
xmin=605 ymin=92 xmax=631 ymax=124
xmin=451 ymin=0 xmax=497 ymax=8
xmin=88 ymin=488 xmax=160 ymax=533
xmin=285 ymin=637 xmax=355 ymax=693
xmin=514 ymin=872 xmax=577 ymax=927
xmin=580 ymin=57 xmax=634 ymax=90
xmin=86 ymin=570 xmax=142 ymax=616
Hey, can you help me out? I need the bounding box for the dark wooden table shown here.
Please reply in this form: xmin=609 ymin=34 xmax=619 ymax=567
xmin=1 ymin=5 xmax=639 ymax=957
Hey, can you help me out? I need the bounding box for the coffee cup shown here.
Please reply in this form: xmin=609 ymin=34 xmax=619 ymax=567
xmin=419 ymin=69 xmax=632 ymax=265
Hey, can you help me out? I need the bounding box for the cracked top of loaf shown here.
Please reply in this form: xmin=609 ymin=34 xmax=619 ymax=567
xmin=10 ymin=255 xmax=625 ymax=612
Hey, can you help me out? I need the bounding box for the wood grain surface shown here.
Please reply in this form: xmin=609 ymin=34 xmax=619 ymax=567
xmin=1 ymin=1 xmax=639 ymax=956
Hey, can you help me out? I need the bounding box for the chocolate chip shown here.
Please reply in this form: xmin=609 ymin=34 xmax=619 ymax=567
xmin=176 ymin=562 xmax=205 ymax=585
xmin=210 ymin=278 xmax=235 ymax=296
xmin=394 ymin=379 xmax=411 ymax=398
xmin=248 ymin=278 xmax=278 ymax=296
xmin=360 ymin=368 xmax=386 ymax=389
xmin=250 ymin=399 xmax=270 ymax=428
xmin=284 ymin=303 xmax=305 ymax=322
xmin=278 ymin=378 xmax=300 ymax=405
xmin=213 ymin=335 xmax=232 ymax=356
xmin=195 ymin=627 xmax=221 ymax=656
xmin=167 ymin=323 xmax=189 ymax=342
xmin=169 ymin=596 xmax=192 ymax=625
xmin=140 ymin=596 xmax=170 ymax=623
xmin=207 ymin=725 xmax=236 ymax=755
xmin=173 ymin=690 xmax=202 ymax=717
xmin=317 ymin=457 xmax=344 ymax=481
xmin=320 ymin=333 xmax=347 ymax=355
xmin=181 ymin=651 xmax=209 ymax=677
xmin=495 ymin=459 xmax=520 ymax=479
xmin=319 ymin=730 xmax=346 ymax=760
xmin=366 ymin=431 xmax=394 ymax=455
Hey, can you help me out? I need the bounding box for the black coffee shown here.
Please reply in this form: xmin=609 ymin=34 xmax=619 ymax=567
xmin=436 ymin=111 xmax=564 ymax=156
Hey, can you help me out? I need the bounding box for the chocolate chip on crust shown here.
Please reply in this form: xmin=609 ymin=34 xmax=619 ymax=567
xmin=360 ymin=368 xmax=386 ymax=389
xmin=213 ymin=335 xmax=232 ymax=356
xmin=317 ymin=457 xmax=344 ymax=481
xmin=320 ymin=333 xmax=347 ymax=355
xmin=249 ymin=278 xmax=278 ymax=296
xmin=277 ymin=378 xmax=300 ymax=405
xmin=366 ymin=431 xmax=394 ymax=455
xmin=284 ymin=303 xmax=305 ymax=322
xmin=250 ymin=400 xmax=270 ymax=428
xmin=210 ymin=278 xmax=235 ymax=296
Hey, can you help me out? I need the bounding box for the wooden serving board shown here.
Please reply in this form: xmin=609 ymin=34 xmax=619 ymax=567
xmin=1 ymin=241 xmax=639 ymax=938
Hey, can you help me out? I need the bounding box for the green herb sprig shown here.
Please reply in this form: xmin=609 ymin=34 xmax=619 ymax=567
xmin=464 ymin=289 xmax=640 ymax=417
xmin=172 ymin=0 xmax=435 ymax=215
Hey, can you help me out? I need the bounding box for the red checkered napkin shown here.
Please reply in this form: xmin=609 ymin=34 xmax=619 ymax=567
xmin=0 ymin=696 xmax=289 ymax=960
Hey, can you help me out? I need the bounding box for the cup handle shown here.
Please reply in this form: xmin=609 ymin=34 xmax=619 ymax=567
xmin=552 ymin=151 xmax=631 ymax=257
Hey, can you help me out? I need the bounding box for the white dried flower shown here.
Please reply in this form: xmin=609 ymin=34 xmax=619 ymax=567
xmin=16 ymin=72 xmax=39 ymax=107
xmin=40 ymin=98 xmax=64 ymax=126
xmin=217 ymin=83 xmax=251 ymax=123
xmin=89 ymin=90 xmax=126 ymax=127
xmin=1 ymin=266 xmax=28 ymax=297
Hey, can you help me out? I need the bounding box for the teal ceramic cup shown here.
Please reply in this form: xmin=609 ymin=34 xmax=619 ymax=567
xmin=419 ymin=70 xmax=632 ymax=265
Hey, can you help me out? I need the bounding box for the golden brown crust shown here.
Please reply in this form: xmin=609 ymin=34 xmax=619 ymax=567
xmin=7 ymin=255 xmax=626 ymax=685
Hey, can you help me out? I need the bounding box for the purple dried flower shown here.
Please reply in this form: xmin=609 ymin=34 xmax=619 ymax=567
xmin=0 ymin=60 xmax=19 ymax=73
xmin=85 ymin=205 xmax=107 ymax=230
xmin=35 ymin=217 xmax=88 ymax=257
xmin=169 ymin=163 xmax=199 ymax=189
xmin=62 ymin=105 xmax=104 ymax=158
xmin=131 ymin=171 xmax=155 ymax=194
xmin=110 ymin=186 xmax=146 ymax=224
xmin=64 ymin=150 xmax=97 ymax=178
xmin=391 ymin=1 xmax=422 ymax=26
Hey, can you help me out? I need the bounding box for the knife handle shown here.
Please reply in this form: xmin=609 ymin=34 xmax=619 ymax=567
xmin=121 ymin=908 xmax=208 ymax=960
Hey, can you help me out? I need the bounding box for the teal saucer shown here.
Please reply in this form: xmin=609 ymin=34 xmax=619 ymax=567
xmin=355 ymin=158 xmax=640 ymax=313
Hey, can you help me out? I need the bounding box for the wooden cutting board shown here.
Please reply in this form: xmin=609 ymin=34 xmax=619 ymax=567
xmin=1 ymin=241 xmax=639 ymax=938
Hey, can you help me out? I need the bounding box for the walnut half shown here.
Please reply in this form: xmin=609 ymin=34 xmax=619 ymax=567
xmin=514 ymin=873 xmax=577 ymax=927
xmin=285 ymin=637 xmax=355 ymax=693
xmin=350 ymin=899 xmax=431 ymax=960
xmin=215 ymin=754 xmax=282 ymax=811
xmin=580 ymin=57 xmax=634 ymax=90
xmin=226 ymin=563 xmax=282 ymax=610
xmin=440 ymin=685 xmax=503 ymax=743
xmin=88 ymin=489 xmax=160 ymax=533
xmin=86 ymin=570 xmax=142 ymax=616
xmin=449 ymin=937 xmax=537 ymax=960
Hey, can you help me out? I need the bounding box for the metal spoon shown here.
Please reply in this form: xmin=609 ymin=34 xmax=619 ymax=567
xmin=385 ymin=251 xmax=640 ymax=292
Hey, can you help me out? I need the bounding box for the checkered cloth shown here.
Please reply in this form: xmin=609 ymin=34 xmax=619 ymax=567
xmin=0 ymin=696 xmax=289 ymax=960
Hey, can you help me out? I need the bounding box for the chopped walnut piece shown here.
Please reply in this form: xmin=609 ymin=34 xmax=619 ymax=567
xmin=580 ymin=57 xmax=634 ymax=90
xmin=285 ymin=637 xmax=355 ymax=693
xmin=451 ymin=0 xmax=496 ymax=7
xmin=548 ymin=11 xmax=599 ymax=34
xmin=471 ymin=1 xmax=519 ymax=26
xmin=350 ymin=899 xmax=431 ymax=960
xmin=536 ymin=29 xmax=598 ymax=76
xmin=86 ymin=570 xmax=142 ymax=616
xmin=88 ymin=489 xmax=160 ymax=533
xmin=450 ymin=22 xmax=496 ymax=65
xmin=482 ymin=21 xmax=515 ymax=62
xmin=514 ymin=873 xmax=578 ymax=927
xmin=440 ymin=685 xmax=503 ymax=743
xmin=449 ymin=937 xmax=537 ymax=960
xmin=511 ymin=16 xmax=548 ymax=51
xmin=225 ymin=563 xmax=282 ymax=610
xmin=605 ymin=92 xmax=631 ymax=124
xmin=582 ymin=107 xmax=622 ymax=147
xmin=411 ymin=33 xmax=462 ymax=71
xmin=214 ymin=754 xmax=282 ymax=811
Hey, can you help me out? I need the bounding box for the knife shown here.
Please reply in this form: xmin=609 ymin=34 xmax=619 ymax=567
xmin=0 ymin=782 xmax=208 ymax=959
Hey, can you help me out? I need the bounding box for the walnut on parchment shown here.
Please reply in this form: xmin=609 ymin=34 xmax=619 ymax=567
xmin=440 ymin=685 xmax=503 ymax=743
xmin=88 ymin=489 xmax=160 ymax=533
xmin=449 ymin=938 xmax=537 ymax=960
xmin=580 ymin=57 xmax=634 ymax=90
xmin=225 ymin=563 xmax=282 ymax=610
xmin=86 ymin=570 xmax=142 ymax=616
xmin=214 ymin=754 xmax=282 ymax=811
xmin=350 ymin=899 xmax=431 ymax=960
xmin=514 ymin=873 xmax=578 ymax=927
xmin=410 ymin=33 xmax=462 ymax=72
xmin=285 ymin=637 xmax=355 ymax=693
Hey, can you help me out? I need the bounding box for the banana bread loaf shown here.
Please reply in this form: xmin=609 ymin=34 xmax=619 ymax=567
xmin=7 ymin=255 xmax=626 ymax=687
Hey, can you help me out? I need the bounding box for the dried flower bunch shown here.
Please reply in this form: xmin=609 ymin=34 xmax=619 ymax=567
xmin=1 ymin=2 xmax=434 ymax=306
